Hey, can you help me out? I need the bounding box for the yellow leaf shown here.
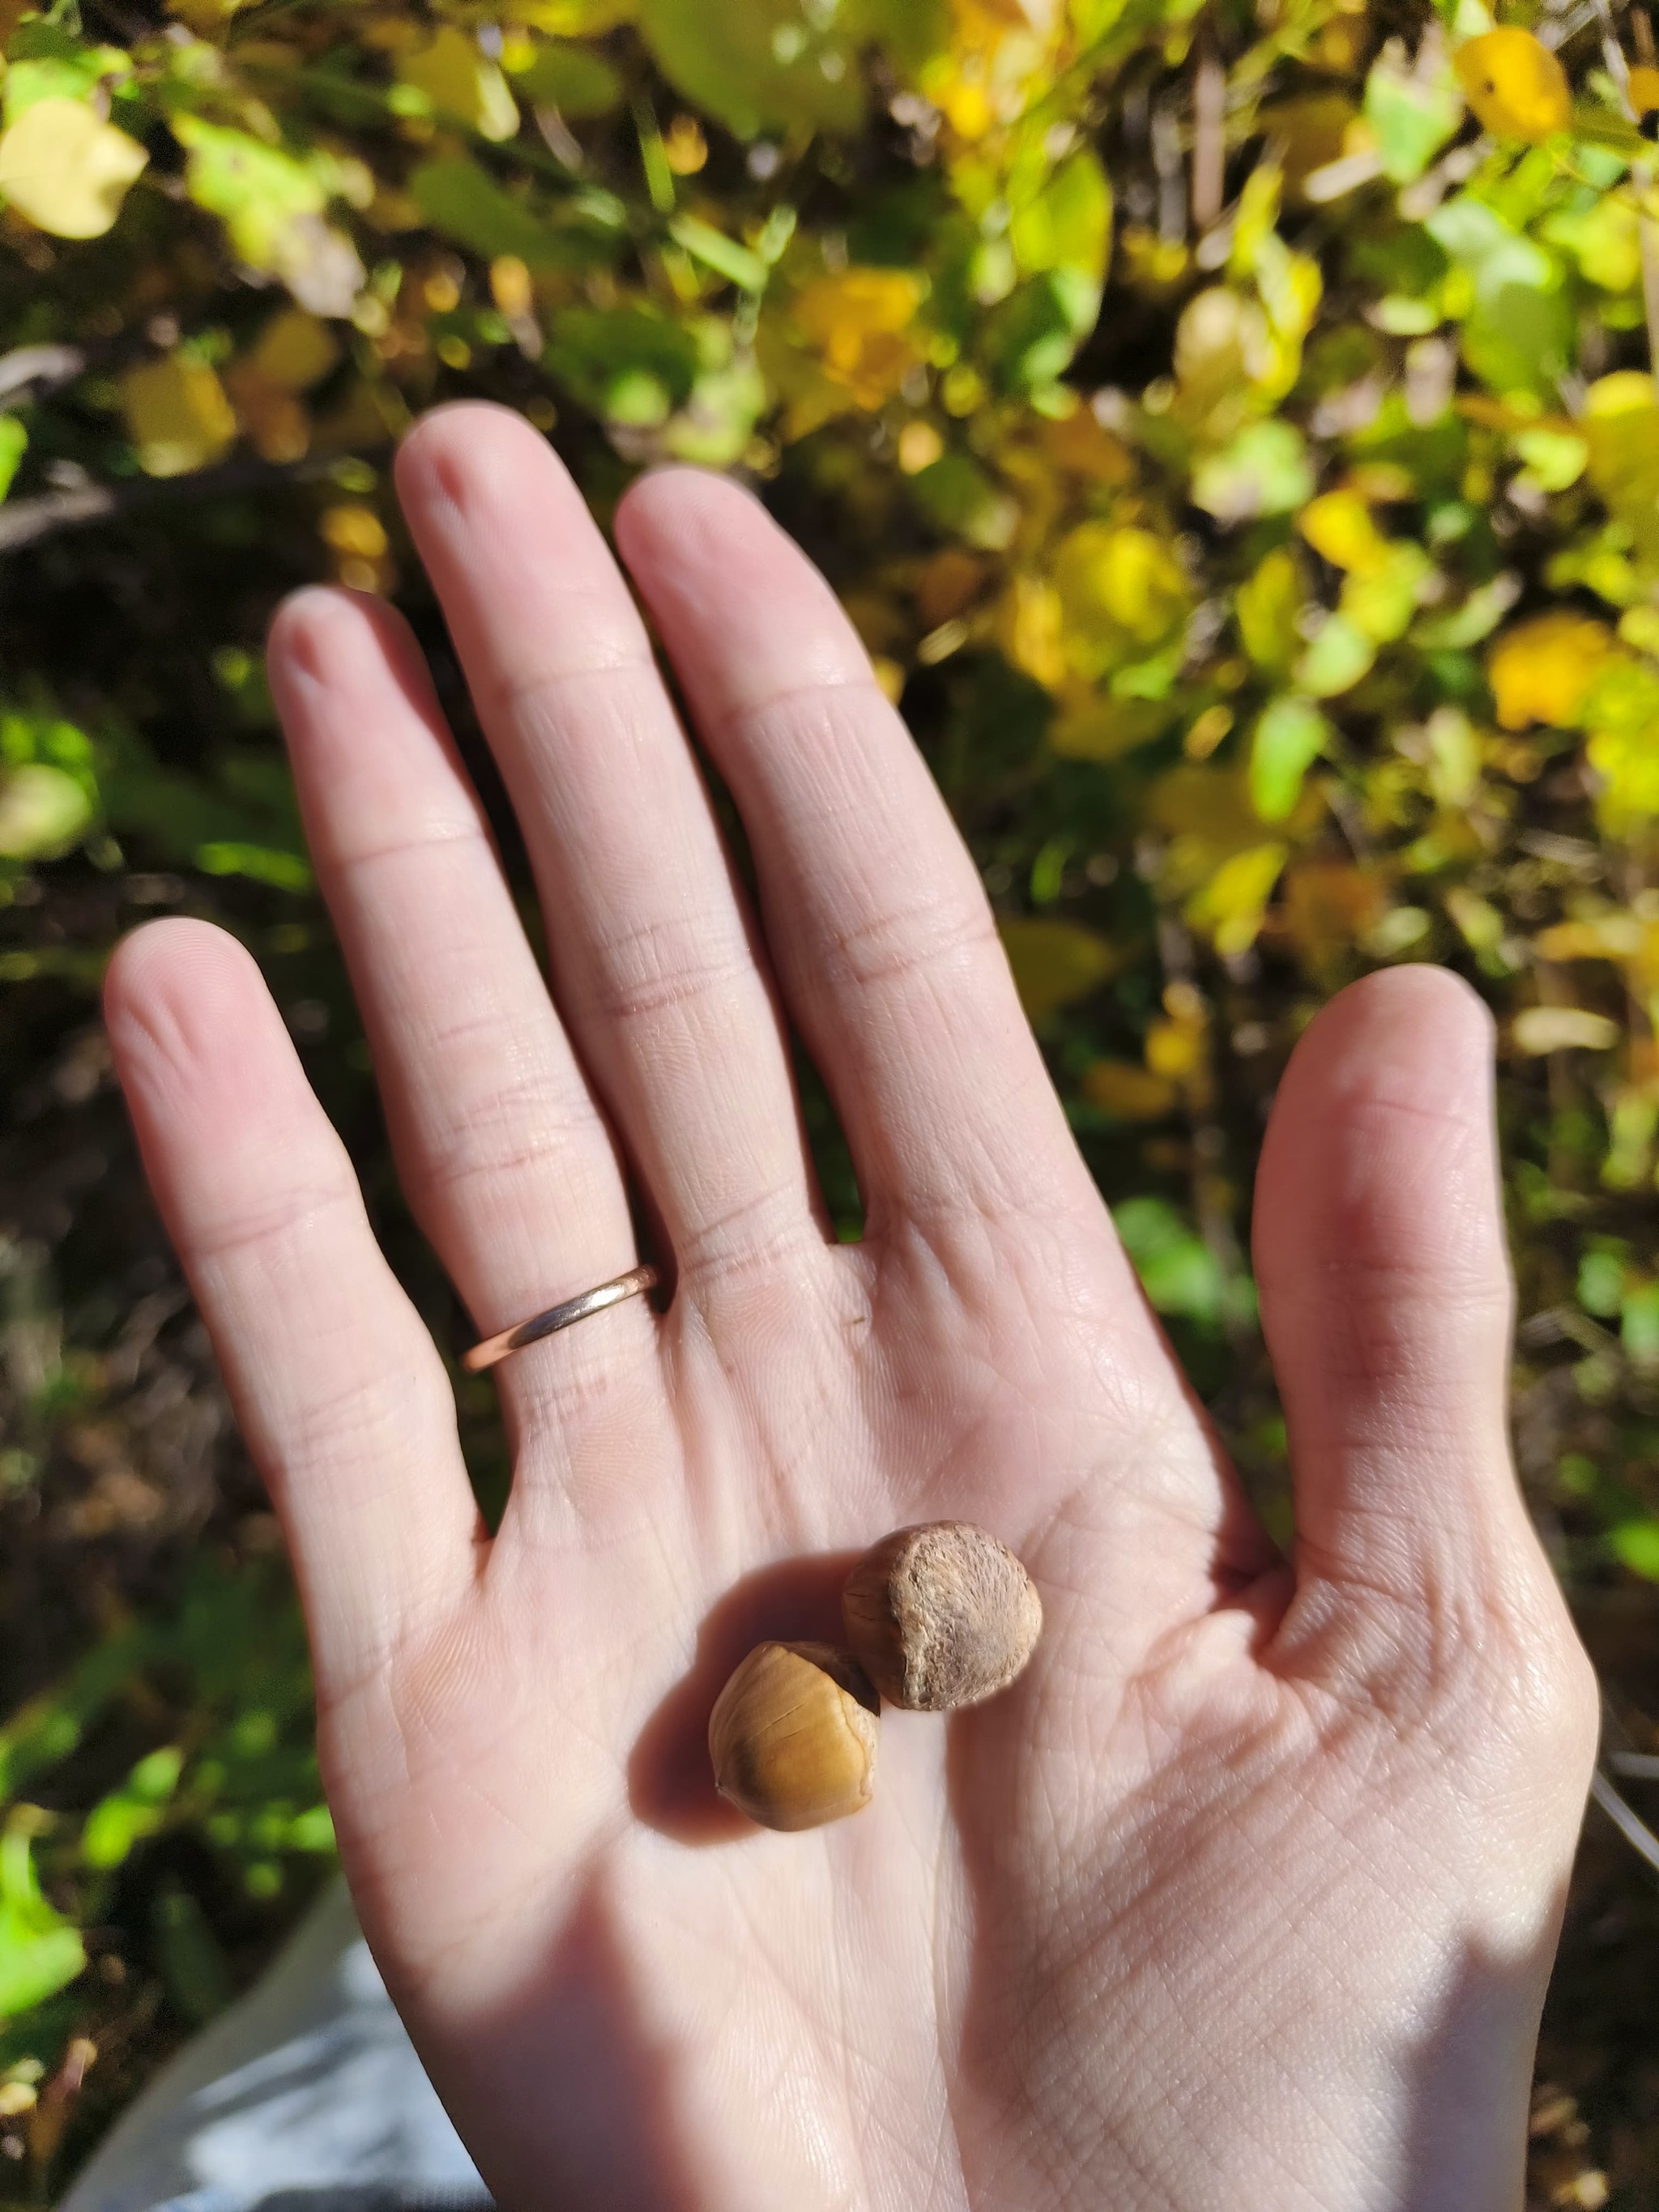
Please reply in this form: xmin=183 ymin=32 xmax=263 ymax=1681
xmin=1173 ymin=287 xmax=1272 ymax=430
xmin=1040 ymin=406 xmax=1132 ymax=484
xmin=0 ymin=96 xmax=147 ymax=241
xmin=1052 ymin=522 xmax=1188 ymax=678
xmin=999 ymin=916 xmax=1117 ymax=1024
xmin=1588 ymin=718 xmax=1659 ymax=836
xmin=121 ymin=356 xmax=237 ymax=479
xmin=1145 ymin=1016 xmax=1201 ymax=1080
xmin=898 ymin=420 xmax=944 ymax=474
xmin=999 ymin=574 xmax=1066 ymax=690
xmin=320 ymin=503 xmax=387 ymax=558
xmin=1453 ymin=28 xmax=1570 ymax=144
xmin=490 ymin=254 xmax=535 ymax=322
xmin=249 ymin=309 xmax=339 ymax=393
xmin=791 ymin=270 xmax=927 ymax=408
xmin=915 ymin=548 xmax=988 ymax=628
xmin=1185 ymin=842 xmax=1289 ymax=957
xmin=1235 ymin=545 xmax=1304 ymax=671
xmin=1536 ymin=914 xmax=1644 ymax=960
xmin=397 ymin=26 xmax=520 ymax=141
xmin=1486 ymin=612 xmax=1616 ymax=730
xmin=1147 ymin=763 xmax=1263 ymax=856
xmin=1582 ymin=375 xmax=1659 ymax=552
xmin=1512 ymin=1006 xmax=1620 ymax=1054
xmin=1080 ymin=1061 xmax=1176 ymax=1119
xmin=224 ymin=363 xmax=309 ymax=463
xmin=1297 ymin=488 xmax=1388 ymax=574
xmin=1282 ymin=860 xmax=1384 ymax=970
xmin=1629 ymin=62 xmax=1659 ymax=114
xmin=1048 ymin=697 xmax=1171 ymax=760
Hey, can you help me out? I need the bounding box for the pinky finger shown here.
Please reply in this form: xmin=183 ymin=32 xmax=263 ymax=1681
xmin=104 ymin=919 xmax=480 ymax=1695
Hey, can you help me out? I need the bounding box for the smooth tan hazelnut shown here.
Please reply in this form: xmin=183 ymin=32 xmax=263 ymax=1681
xmin=841 ymin=1522 xmax=1042 ymax=1711
xmin=708 ymin=1641 xmax=880 ymax=1831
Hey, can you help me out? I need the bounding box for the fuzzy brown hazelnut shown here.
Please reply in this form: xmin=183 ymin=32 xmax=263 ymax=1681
xmin=708 ymin=1641 xmax=880 ymax=1831
xmin=841 ymin=1522 xmax=1042 ymax=1711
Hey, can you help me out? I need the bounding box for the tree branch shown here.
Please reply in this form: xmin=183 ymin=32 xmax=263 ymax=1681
xmin=0 ymin=454 xmax=342 ymax=556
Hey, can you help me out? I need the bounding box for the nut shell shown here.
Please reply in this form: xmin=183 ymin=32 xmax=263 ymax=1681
xmin=841 ymin=1522 xmax=1042 ymax=1711
xmin=708 ymin=1641 xmax=879 ymax=1831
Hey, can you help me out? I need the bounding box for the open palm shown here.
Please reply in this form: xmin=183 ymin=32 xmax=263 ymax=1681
xmin=107 ymin=405 xmax=1595 ymax=2212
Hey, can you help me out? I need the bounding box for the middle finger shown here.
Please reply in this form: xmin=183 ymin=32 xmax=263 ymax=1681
xmin=394 ymin=403 xmax=823 ymax=1300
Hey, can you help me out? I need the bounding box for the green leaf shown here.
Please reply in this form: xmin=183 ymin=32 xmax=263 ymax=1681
xmin=82 ymin=1743 xmax=185 ymax=1870
xmin=1008 ymin=152 xmax=1112 ymax=284
xmin=0 ymin=1825 xmax=84 ymax=2017
xmin=1622 ymin=1281 xmax=1659 ymax=1369
xmin=410 ymin=158 xmax=564 ymax=266
xmin=0 ymin=1626 xmax=151 ymax=1801
xmin=1111 ymin=1197 xmax=1226 ymax=1323
xmin=1460 ymin=279 xmax=1573 ymax=398
xmin=0 ymin=416 xmax=25 ymax=501
xmin=153 ymin=1884 xmax=232 ymax=2026
xmin=667 ymin=214 xmax=767 ymax=292
xmin=0 ymin=763 xmax=92 ymax=858
xmin=544 ymin=303 xmax=701 ymax=423
xmin=1250 ymin=697 xmax=1329 ymax=820
xmin=1295 ymin=612 xmax=1375 ymax=697
xmin=1577 ymin=1247 xmax=1625 ymax=1317
xmin=1190 ymin=420 xmax=1313 ymax=522
xmin=1425 ymin=195 xmax=1555 ymax=289
xmin=635 ymin=0 xmax=864 ymax=139
xmin=1363 ymin=41 xmax=1463 ymax=182
xmin=172 ymin=116 xmax=326 ymax=266
xmin=508 ymin=40 xmax=624 ymax=117
xmin=909 ymin=454 xmax=1018 ymax=550
xmin=1610 ymin=1518 xmax=1659 ymax=1580
xmin=983 ymin=268 xmax=1102 ymax=394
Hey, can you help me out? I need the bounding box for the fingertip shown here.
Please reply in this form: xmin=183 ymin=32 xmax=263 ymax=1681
xmin=1255 ymin=957 xmax=1511 ymax=1384
xmin=1298 ymin=964 xmax=1496 ymax=1091
xmin=612 ymin=463 xmax=764 ymax=563
xmin=105 ymin=917 xmax=268 ymax=1080
xmin=394 ymin=399 xmax=565 ymax=522
xmin=1260 ymin=967 xmax=1500 ymax=1240
xmin=616 ymin=469 xmax=861 ymax=709
xmin=105 ymin=914 xmax=257 ymax=1025
xmin=267 ymin=586 xmax=437 ymax=737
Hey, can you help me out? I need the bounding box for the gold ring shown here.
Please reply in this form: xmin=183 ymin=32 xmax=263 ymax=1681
xmin=463 ymin=1264 xmax=659 ymax=1373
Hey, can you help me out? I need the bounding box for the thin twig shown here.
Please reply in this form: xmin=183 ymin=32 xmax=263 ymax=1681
xmin=0 ymin=453 xmax=342 ymax=556
xmin=1192 ymin=36 xmax=1226 ymax=232
xmin=1591 ymin=1768 xmax=1659 ymax=1876
xmin=0 ymin=344 xmax=87 ymax=408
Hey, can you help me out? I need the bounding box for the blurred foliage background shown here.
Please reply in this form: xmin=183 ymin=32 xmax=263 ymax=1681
xmin=2 ymin=0 xmax=1659 ymax=2195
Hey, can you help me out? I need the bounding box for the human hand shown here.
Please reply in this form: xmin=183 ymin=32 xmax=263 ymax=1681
xmin=105 ymin=403 xmax=1596 ymax=2212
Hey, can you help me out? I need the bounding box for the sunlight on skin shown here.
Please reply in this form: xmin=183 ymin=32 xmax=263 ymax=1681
xmin=104 ymin=402 xmax=1597 ymax=2212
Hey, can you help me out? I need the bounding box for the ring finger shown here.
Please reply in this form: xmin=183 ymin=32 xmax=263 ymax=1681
xmin=265 ymin=586 xmax=654 ymax=1418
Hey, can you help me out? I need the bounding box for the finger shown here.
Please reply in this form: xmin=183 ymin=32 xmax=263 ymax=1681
xmin=266 ymin=587 xmax=648 ymax=1385
xmin=392 ymin=405 xmax=821 ymax=1294
xmin=104 ymin=919 xmax=478 ymax=1692
xmin=1252 ymin=966 xmax=1528 ymax=1616
xmin=612 ymin=468 xmax=1094 ymax=1239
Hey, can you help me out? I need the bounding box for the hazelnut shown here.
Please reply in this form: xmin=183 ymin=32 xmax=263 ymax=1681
xmin=841 ymin=1522 xmax=1042 ymax=1711
xmin=708 ymin=1641 xmax=879 ymax=1831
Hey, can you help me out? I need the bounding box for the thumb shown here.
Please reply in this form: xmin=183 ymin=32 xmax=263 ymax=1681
xmin=1252 ymin=966 xmax=1540 ymax=1629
